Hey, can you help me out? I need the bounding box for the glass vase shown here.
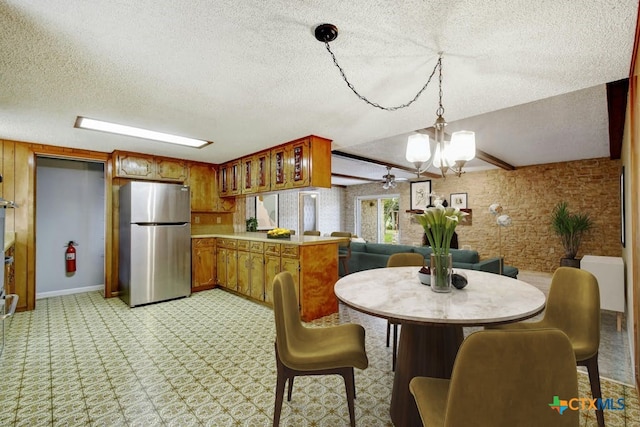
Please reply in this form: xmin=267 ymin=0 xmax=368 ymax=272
xmin=430 ymin=252 xmax=452 ymax=293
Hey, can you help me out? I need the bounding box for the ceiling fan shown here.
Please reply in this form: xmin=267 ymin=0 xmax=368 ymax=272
xmin=381 ymin=166 xmax=407 ymax=189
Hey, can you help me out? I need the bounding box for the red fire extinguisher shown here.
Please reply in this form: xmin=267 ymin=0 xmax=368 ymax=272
xmin=65 ymin=241 xmax=76 ymax=273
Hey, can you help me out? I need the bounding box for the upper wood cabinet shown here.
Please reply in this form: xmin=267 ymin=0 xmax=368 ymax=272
xmin=114 ymin=151 xmax=187 ymax=182
xmin=219 ymin=160 xmax=241 ymax=197
xmin=188 ymin=162 xmax=235 ymax=213
xmin=241 ymin=150 xmax=271 ymax=195
xmin=219 ymin=135 xmax=331 ymax=197
xmin=270 ymin=136 xmax=331 ymax=190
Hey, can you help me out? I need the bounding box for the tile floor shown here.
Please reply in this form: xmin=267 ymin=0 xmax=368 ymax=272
xmin=0 ymin=272 xmax=638 ymax=426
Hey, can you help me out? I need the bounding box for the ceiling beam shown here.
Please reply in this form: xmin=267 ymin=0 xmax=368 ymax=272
xmin=475 ymin=149 xmax=516 ymax=170
xmin=606 ymin=78 xmax=628 ymax=160
xmin=331 ymin=173 xmax=380 ymax=182
xmin=331 ymin=150 xmax=441 ymax=179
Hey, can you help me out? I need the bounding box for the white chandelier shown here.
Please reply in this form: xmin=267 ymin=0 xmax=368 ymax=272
xmin=405 ymin=54 xmax=475 ymax=178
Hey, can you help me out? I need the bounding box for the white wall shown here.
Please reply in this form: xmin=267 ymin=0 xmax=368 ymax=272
xmin=36 ymin=157 xmax=105 ymax=297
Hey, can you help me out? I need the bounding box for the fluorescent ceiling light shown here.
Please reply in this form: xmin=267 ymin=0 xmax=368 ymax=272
xmin=74 ymin=117 xmax=212 ymax=148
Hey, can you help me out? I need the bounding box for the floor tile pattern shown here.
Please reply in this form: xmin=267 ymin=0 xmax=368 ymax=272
xmin=0 ymin=284 xmax=638 ymax=426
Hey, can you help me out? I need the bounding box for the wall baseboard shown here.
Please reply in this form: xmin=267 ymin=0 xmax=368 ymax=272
xmin=36 ymin=285 xmax=104 ymax=300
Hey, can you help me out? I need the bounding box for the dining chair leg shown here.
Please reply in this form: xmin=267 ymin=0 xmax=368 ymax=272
xmin=341 ymin=367 xmax=356 ymax=427
xmin=287 ymin=376 xmax=295 ymax=401
xmin=581 ymin=354 xmax=604 ymax=427
xmin=273 ymin=349 xmax=287 ymax=426
xmin=340 ymin=257 xmax=349 ymax=275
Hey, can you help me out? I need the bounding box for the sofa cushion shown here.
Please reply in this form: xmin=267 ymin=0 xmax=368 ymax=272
xmin=412 ymin=246 xmax=433 ymax=259
xmin=450 ymin=249 xmax=479 ymax=264
xmin=365 ymin=243 xmax=415 ymax=256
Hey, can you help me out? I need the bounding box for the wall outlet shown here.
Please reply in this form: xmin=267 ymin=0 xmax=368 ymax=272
xmin=216 ymin=216 xmax=221 ymax=224
xmin=194 ymin=216 xmax=200 ymax=224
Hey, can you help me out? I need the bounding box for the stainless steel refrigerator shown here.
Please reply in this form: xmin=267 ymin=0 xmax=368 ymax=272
xmin=119 ymin=181 xmax=191 ymax=307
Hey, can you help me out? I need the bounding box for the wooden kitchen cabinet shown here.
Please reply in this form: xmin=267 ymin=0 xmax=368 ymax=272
xmin=237 ymin=240 xmax=265 ymax=299
xmin=156 ymin=157 xmax=188 ymax=181
xmin=113 ymin=150 xmax=187 ymax=182
xmin=249 ymin=241 xmax=265 ymax=300
xmin=188 ymin=162 xmax=236 ymax=213
xmin=270 ymin=136 xmax=331 ymax=191
xmin=236 ymin=241 xmax=251 ymax=296
xmin=219 ymin=160 xmax=241 ymax=197
xmin=241 ymin=150 xmax=271 ymax=195
xmin=210 ymin=235 xmax=338 ymax=321
xmin=191 ymin=238 xmax=216 ymax=292
xmin=263 ymin=242 xmax=281 ymax=304
xmin=216 ymin=238 xmax=238 ymax=290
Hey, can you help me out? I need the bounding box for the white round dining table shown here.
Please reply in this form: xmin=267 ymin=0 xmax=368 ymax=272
xmin=334 ymin=267 xmax=546 ymax=427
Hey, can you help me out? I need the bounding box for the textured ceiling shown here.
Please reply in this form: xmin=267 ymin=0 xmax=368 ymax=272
xmin=0 ymin=1 xmax=636 ymax=186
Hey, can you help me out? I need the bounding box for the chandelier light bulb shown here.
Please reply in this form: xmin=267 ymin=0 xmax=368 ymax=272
xmin=406 ymin=133 xmax=431 ymax=165
xmin=449 ymin=131 xmax=476 ymax=161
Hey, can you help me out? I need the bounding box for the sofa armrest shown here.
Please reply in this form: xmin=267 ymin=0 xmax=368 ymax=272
xmin=474 ymin=257 xmax=502 ymax=274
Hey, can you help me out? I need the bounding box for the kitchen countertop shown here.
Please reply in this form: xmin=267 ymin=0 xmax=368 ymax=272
xmin=4 ymin=232 xmax=15 ymax=251
xmin=191 ymin=232 xmax=346 ymax=246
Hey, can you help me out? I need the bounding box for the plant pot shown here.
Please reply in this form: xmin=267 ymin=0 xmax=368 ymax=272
xmin=560 ymin=257 xmax=581 ymax=268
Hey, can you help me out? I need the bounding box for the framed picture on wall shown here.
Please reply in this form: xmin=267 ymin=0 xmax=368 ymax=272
xmin=410 ymin=180 xmax=431 ymax=211
xmin=256 ymin=194 xmax=279 ymax=230
xmin=450 ymin=192 xmax=468 ymax=209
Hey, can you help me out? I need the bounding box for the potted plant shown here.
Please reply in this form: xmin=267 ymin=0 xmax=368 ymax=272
xmin=246 ymin=217 xmax=258 ymax=232
xmin=551 ymin=201 xmax=593 ymax=268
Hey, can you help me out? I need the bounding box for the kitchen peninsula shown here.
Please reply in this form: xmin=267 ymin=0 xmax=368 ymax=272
xmin=191 ymin=232 xmax=345 ymax=321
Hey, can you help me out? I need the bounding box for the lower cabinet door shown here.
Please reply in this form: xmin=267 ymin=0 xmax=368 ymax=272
xmin=264 ymin=255 xmax=281 ymax=304
xmin=250 ymin=254 xmax=265 ymax=301
xmin=237 ymin=251 xmax=251 ymax=296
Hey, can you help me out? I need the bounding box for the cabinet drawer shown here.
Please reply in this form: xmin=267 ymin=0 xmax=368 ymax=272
xmin=264 ymin=242 xmax=281 ymax=256
xmin=250 ymin=241 xmax=264 ymax=253
xmin=281 ymin=244 xmax=299 ymax=258
xmin=192 ymin=238 xmax=215 ymax=249
xmin=237 ymin=240 xmax=251 ymax=251
xmin=218 ymin=238 xmax=237 ymax=249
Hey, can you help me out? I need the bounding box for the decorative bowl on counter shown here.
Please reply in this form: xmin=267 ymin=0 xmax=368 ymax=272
xmin=267 ymin=228 xmax=291 ymax=239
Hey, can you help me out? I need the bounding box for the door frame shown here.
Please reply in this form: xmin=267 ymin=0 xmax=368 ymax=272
xmin=355 ymin=194 xmax=400 ymax=243
xmin=27 ymin=149 xmax=113 ymax=309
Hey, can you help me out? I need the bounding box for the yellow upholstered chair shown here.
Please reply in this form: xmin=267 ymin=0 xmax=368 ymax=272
xmin=331 ymin=232 xmax=352 ymax=275
xmin=488 ymin=266 xmax=603 ymax=426
xmin=409 ymin=329 xmax=579 ymax=427
xmin=303 ymin=230 xmax=321 ymax=236
xmin=385 ymin=253 xmax=425 ymax=370
xmin=272 ymin=271 xmax=368 ymax=427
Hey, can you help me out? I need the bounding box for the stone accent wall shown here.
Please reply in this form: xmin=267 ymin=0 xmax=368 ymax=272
xmin=347 ymin=157 xmax=621 ymax=273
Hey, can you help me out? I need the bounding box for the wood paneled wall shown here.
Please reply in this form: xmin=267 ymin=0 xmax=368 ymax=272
xmin=1 ymin=139 xmax=111 ymax=311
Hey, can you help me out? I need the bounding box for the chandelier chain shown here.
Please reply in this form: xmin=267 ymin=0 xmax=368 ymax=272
xmin=436 ymin=56 xmax=444 ymax=117
xmin=324 ymin=42 xmax=440 ymax=111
